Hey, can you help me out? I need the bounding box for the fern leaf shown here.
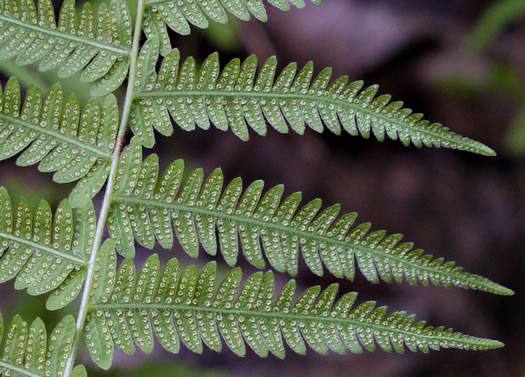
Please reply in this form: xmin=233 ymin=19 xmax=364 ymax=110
xmin=0 ymin=0 xmax=131 ymax=96
xmin=0 ymin=188 xmax=92 ymax=309
xmin=130 ymin=42 xmax=495 ymax=155
xmin=85 ymin=254 xmax=504 ymax=368
xmin=144 ymin=0 xmax=322 ymax=37
xmin=0 ymin=78 xmax=119 ymax=206
xmin=107 ymin=143 xmax=512 ymax=296
xmin=0 ymin=312 xmax=81 ymax=377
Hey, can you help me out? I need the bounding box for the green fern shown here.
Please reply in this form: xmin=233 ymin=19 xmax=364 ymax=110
xmin=0 ymin=0 xmax=131 ymax=96
xmin=107 ymin=141 xmax=512 ymax=295
xmin=129 ymin=38 xmax=495 ymax=155
xmin=0 ymin=78 xmax=119 ymax=205
xmin=85 ymin=254 xmax=503 ymax=369
xmin=0 ymin=312 xmax=85 ymax=377
xmin=0 ymin=0 xmax=513 ymax=375
xmin=0 ymin=187 xmax=92 ymax=309
xmin=144 ymin=0 xmax=322 ymax=39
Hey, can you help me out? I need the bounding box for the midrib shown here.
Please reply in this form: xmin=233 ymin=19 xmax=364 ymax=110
xmin=0 ymin=231 xmax=87 ymax=265
xmin=0 ymin=114 xmax=111 ymax=159
xmin=0 ymin=360 xmax=43 ymax=377
xmin=0 ymin=14 xmax=129 ymax=55
xmin=135 ymin=89 xmax=475 ymax=150
xmin=113 ymin=195 xmax=482 ymax=290
xmin=91 ymin=301 xmax=478 ymax=347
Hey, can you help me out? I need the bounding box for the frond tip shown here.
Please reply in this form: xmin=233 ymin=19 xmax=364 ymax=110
xmin=107 ymin=143 xmax=513 ymax=296
xmin=130 ymin=40 xmax=495 ymax=156
xmin=85 ymin=255 xmax=504 ymax=369
xmin=0 ymin=188 xmax=93 ymax=310
xmin=0 ymin=312 xmax=85 ymax=377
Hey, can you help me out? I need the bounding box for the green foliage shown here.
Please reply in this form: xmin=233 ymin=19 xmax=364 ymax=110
xmin=85 ymin=254 xmax=503 ymax=369
xmin=466 ymin=0 xmax=525 ymax=51
xmin=0 ymin=0 xmax=132 ymax=96
xmin=465 ymin=0 xmax=525 ymax=156
xmin=0 ymin=188 xmax=92 ymax=309
xmin=505 ymin=104 xmax=525 ymax=155
xmin=0 ymin=59 xmax=48 ymax=91
xmin=107 ymin=143 xmax=512 ymax=295
xmin=0 ymin=312 xmax=84 ymax=377
xmin=0 ymin=0 xmax=513 ymax=375
xmin=0 ymin=78 xmax=119 ymax=206
xmin=0 ymin=57 xmax=99 ymax=105
xmin=201 ymin=19 xmax=241 ymax=52
xmin=144 ymin=0 xmax=322 ymax=37
xmin=130 ymin=39 xmax=495 ymax=155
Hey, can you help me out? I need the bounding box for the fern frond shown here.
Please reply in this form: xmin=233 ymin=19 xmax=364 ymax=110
xmin=85 ymin=254 xmax=504 ymax=369
xmin=0 ymin=188 xmax=93 ymax=309
xmin=144 ymin=0 xmax=322 ymax=37
xmin=107 ymin=142 xmax=512 ymax=296
xmin=0 ymin=78 xmax=119 ymax=206
xmin=0 ymin=0 xmax=131 ymax=96
xmin=129 ymin=40 xmax=495 ymax=155
xmin=0 ymin=312 xmax=83 ymax=377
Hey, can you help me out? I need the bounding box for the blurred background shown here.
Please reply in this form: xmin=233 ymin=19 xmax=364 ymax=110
xmin=0 ymin=0 xmax=524 ymax=376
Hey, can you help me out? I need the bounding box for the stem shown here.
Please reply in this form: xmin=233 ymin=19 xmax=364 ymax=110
xmin=63 ymin=0 xmax=146 ymax=374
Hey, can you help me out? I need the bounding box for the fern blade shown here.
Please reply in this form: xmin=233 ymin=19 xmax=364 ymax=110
xmin=87 ymin=255 xmax=505 ymax=367
xmin=0 ymin=78 xmax=118 ymax=205
xmin=0 ymin=0 xmax=131 ymax=95
xmin=109 ymin=150 xmax=512 ymax=296
xmin=0 ymin=313 xmax=82 ymax=377
xmin=46 ymin=268 xmax=86 ymax=311
xmin=144 ymin=0 xmax=321 ymax=36
xmin=132 ymin=48 xmax=495 ymax=156
xmin=0 ymin=188 xmax=91 ymax=304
